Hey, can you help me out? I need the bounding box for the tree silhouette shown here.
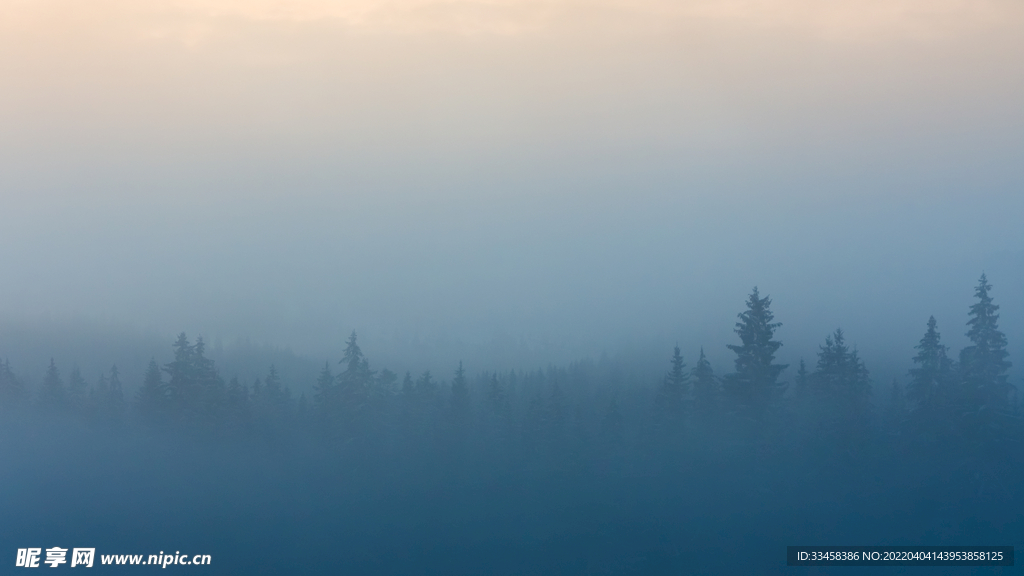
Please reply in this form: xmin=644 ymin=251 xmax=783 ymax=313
xmin=813 ymin=329 xmax=870 ymax=402
xmin=723 ymin=288 xmax=787 ymax=416
xmin=908 ymin=316 xmax=952 ymax=412
xmin=960 ymin=274 xmax=1012 ymax=411
xmin=0 ymin=359 xmax=26 ymax=410
xmin=654 ymin=345 xmax=688 ymax=424
xmin=136 ymin=359 xmax=167 ymax=423
xmin=38 ymin=358 xmax=65 ymax=410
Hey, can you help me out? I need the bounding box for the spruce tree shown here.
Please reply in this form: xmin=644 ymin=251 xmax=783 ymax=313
xmin=813 ymin=329 xmax=870 ymax=406
xmin=723 ymin=288 xmax=787 ymax=414
xmin=908 ymin=316 xmax=952 ymax=410
xmin=251 ymin=378 xmax=263 ymax=410
xmin=691 ymin=347 xmax=718 ymax=414
xmin=416 ymin=371 xmax=437 ymax=397
xmin=136 ymin=358 xmax=167 ymax=422
xmin=263 ymin=365 xmax=285 ymax=409
xmin=254 ymin=365 xmax=288 ymax=431
xmin=376 ymin=369 xmax=398 ymax=397
xmin=0 ymin=359 xmax=25 ymax=409
xmin=164 ymin=333 xmax=194 ymax=420
xmin=313 ymin=361 xmax=335 ymax=413
xmin=38 ymin=358 xmax=65 ymax=409
xmin=339 ymin=332 xmax=372 ymax=391
xmin=337 ymin=332 xmax=372 ymax=434
xmin=192 ymin=337 xmax=225 ymax=425
xmin=960 ymin=274 xmax=1012 ymax=410
xmin=655 ymin=345 xmax=688 ymax=420
xmin=444 ymin=361 xmax=472 ymax=454
xmin=487 ymin=372 xmax=507 ymax=415
xmin=225 ymin=376 xmax=249 ymax=430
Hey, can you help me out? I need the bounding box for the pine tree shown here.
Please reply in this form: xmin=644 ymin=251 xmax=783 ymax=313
xmin=38 ymin=358 xmax=65 ymax=409
xmin=341 ymin=331 xmax=365 ymax=375
xmin=416 ymin=371 xmax=437 ymax=397
xmin=251 ymin=378 xmax=263 ymax=411
xmin=263 ymin=365 xmax=285 ymax=409
xmin=691 ymin=347 xmax=718 ymax=414
xmin=225 ymin=376 xmax=249 ymax=430
xmin=723 ymin=288 xmax=788 ymax=414
xmin=338 ymin=332 xmax=372 ymax=393
xmin=136 ymin=358 xmax=167 ymax=422
xmin=0 ymin=359 xmax=26 ymax=410
xmin=376 ymin=369 xmax=398 ymax=398
xmin=655 ymin=345 xmax=688 ymax=420
xmin=487 ymin=372 xmax=507 ymax=415
xmin=336 ymin=332 xmax=372 ymax=435
xmin=813 ymin=329 xmax=870 ymax=405
xmin=192 ymin=337 xmax=226 ymax=425
xmin=507 ymin=370 xmax=519 ymax=404
xmin=960 ymin=274 xmax=1012 ymax=410
xmin=907 ymin=316 xmax=952 ymax=410
xmin=443 ymin=361 xmax=472 ymax=456
xmin=252 ymin=365 xmax=288 ymax=433
xmin=313 ymin=362 xmax=335 ymax=412
xmin=804 ymin=329 xmax=871 ymax=459
xmin=164 ymin=333 xmax=194 ymax=420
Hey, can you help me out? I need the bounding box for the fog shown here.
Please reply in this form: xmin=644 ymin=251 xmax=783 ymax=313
xmin=2 ymin=1 xmax=1023 ymax=573
xmin=2 ymin=0 xmax=1022 ymax=371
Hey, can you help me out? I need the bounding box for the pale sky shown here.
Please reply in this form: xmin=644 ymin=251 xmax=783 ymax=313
xmin=1 ymin=0 xmax=1022 ymax=375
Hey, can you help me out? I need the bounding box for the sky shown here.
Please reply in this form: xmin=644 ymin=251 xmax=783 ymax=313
xmin=0 ymin=0 xmax=1022 ymax=378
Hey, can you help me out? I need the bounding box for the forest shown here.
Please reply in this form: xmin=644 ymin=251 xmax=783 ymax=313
xmin=1 ymin=274 xmax=1019 ymax=574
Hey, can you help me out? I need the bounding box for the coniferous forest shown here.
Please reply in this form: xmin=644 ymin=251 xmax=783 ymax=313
xmin=1 ymin=275 xmax=1019 ymax=574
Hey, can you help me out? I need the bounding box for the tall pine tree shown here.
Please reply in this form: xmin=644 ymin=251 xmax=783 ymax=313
xmin=960 ymin=274 xmax=1012 ymax=410
xmin=813 ymin=329 xmax=870 ymax=402
xmin=655 ymin=345 xmax=688 ymax=423
xmin=907 ymin=316 xmax=952 ymax=411
xmin=38 ymin=358 xmax=65 ymax=410
xmin=723 ymin=288 xmax=787 ymax=415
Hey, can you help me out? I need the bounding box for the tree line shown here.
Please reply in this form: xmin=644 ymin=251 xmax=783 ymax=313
xmin=0 ymin=274 xmax=1016 ymax=467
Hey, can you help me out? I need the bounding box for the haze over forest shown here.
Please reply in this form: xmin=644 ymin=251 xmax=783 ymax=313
xmin=1 ymin=2 xmax=1023 ymax=573
xmin=1 ymin=0 xmax=1022 ymax=388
